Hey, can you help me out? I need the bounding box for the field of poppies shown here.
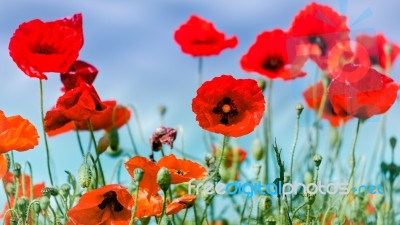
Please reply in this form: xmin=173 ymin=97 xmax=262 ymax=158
xmin=1 ymin=1 xmax=400 ymax=225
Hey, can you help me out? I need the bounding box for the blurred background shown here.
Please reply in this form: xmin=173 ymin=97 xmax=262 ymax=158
xmin=1 ymin=0 xmax=400 ymax=219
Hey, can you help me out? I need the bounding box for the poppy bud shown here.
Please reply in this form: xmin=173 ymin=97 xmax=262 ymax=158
xmin=313 ymin=154 xmax=323 ymax=167
xmin=304 ymin=171 xmax=313 ymax=185
xmin=32 ymin=201 xmax=41 ymax=215
xmin=97 ymin=134 xmax=110 ymax=155
xmin=157 ymin=167 xmax=171 ymax=192
xmin=140 ymin=218 xmax=151 ymax=225
xmin=257 ymin=79 xmax=266 ymax=92
xmin=205 ymin=153 xmax=216 ymax=173
xmin=296 ymin=103 xmax=304 ymax=118
xmin=390 ymin=136 xmax=397 ymax=150
xmin=6 ymin=183 xmax=15 ymax=196
xmin=304 ymin=194 xmax=316 ymax=205
xmin=134 ymin=168 xmax=144 ymax=183
xmin=259 ymin=196 xmax=272 ymax=212
xmin=40 ymin=196 xmax=50 ymax=211
xmin=251 ymin=138 xmax=264 ymax=161
xmin=60 ymin=184 xmax=71 ymax=198
xmin=159 ymin=105 xmax=167 ymax=117
xmin=16 ymin=197 xmax=28 ymax=213
xmin=284 ymin=172 xmax=290 ymax=183
xmin=13 ymin=163 xmax=21 ymax=177
xmin=42 ymin=187 xmax=58 ymax=197
xmin=109 ymin=128 xmax=119 ymax=151
xmin=9 ymin=218 xmax=18 ymax=225
xmin=78 ymin=163 xmax=92 ymax=188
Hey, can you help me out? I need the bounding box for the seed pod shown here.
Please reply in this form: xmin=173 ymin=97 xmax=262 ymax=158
xmin=33 ymin=201 xmax=41 ymax=214
xmin=16 ymin=197 xmax=28 ymax=213
xmin=134 ymin=168 xmax=144 ymax=183
xmin=97 ymin=134 xmax=110 ymax=155
xmin=13 ymin=163 xmax=21 ymax=177
xmin=251 ymin=138 xmax=264 ymax=161
xmin=157 ymin=167 xmax=171 ymax=192
xmin=60 ymin=184 xmax=71 ymax=198
xmin=109 ymin=128 xmax=119 ymax=151
xmin=313 ymin=154 xmax=323 ymax=167
xmin=39 ymin=196 xmax=50 ymax=211
xmin=42 ymin=187 xmax=58 ymax=197
xmin=78 ymin=163 xmax=92 ymax=188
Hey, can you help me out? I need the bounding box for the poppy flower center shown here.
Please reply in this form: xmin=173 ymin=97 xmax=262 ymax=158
xmin=212 ymin=97 xmax=239 ymax=125
xmin=262 ymin=57 xmax=284 ymax=71
xmin=309 ymin=35 xmax=327 ymax=56
xmin=193 ymin=39 xmax=215 ymax=45
xmin=98 ymin=191 xmax=124 ymax=212
xmin=33 ymin=44 xmax=55 ymax=55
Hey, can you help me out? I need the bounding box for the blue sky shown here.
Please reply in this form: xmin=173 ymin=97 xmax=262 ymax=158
xmin=1 ymin=0 xmax=400 ymax=217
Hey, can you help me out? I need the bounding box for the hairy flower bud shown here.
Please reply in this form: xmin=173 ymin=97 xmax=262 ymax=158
xmin=313 ymin=154 xmax=323 ymax=167
xmin=33 ymin=201 xmax=41 ymax=214
xmin=109 ymin=128 xmax=120 ymax=151
xmin=16 ymin=197 xmax=28 ymax=213
xmin=296 ymin=103 xmax=304 ymax=118
xmin=97 ymin=134 xmax=110 ymax=155
xmin=134 ymin=168 xmax=144 ymax=183
xmin=40 ymin=196 xmax=50 ymax=211
xmin=257 ymin=79 xmax=266 ymax=92
xmin=157 ymin=167 xmax=171 ymax=192
xmin=390 ymin=136 xmax=397 ymax=150
xmin=251 ymin=138 xmax=264 ymax=161
xmin=6 ymin=183 xmax=15 ymax=196
xmin=78 ymin=163 xmax=92 ymax=188
xmin=60 ymin=184 xmax=71 ymax=198
xmin=13 ymin=163 xmax=21 ymax=177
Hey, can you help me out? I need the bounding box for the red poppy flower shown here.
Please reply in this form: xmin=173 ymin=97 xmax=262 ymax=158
xmin=67 ymin=184 xmax=133 ymax=225
xmin=125 ymin=156 xmax=160 ymax=196
xmin=174 ymin=15 xmax=238 ymax=57
xmin=132 ymin=190 xmax=163 ymax=219
xmin=166 ymin=194 xmax=196 ymax=215
xmin=0 ymin=154 xmax=8 ymax=180
xmin=9 ymin=13 xmax=83 ymax=79
xmin=0 ymin=110 xmax=39 ymax=154
xmin=328 ymin=63 xmax=399 ymax=119
xmin=1 ymin=173 xmax=45 ymax=225
xmin=240 ymin=29 xmax=307 ymax=80
xmin=157 ymin=154 xmax=207 ymax=184
xmin=289 ymin=3 xmax=350 ymax=70
xmin=192 ymin=75 xmax=265 ymax=137
xmin=327 ymin=40 xmax=370 ymax=80
xmin=356 ymin=33 xmax=400 ymax=71
xmin=44 ymin=83 xmax=107 ymax=131
xmin=150 ymin=127 xmax=177 ymax=151
xmin=303 ymin=81 xmax=352 ymax=126
xmin=61 ymin=60 xmax=98 ymax=91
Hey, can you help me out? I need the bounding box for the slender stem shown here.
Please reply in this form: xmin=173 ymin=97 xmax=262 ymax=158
xmin=158 ymin=193 xmax=168 ymax=225
xmin=87 ymin=120 xmax=106 ymax=187
xmin=246 ymin=199 xmax=253 ymax=225
xmin=263 ymin=80 xmax=273 ymax=183
xmin=239 ymin=199 xmax=248 ymax=224
xmin=74 ymin=127 xmax=85 ymax=157
xmin=39 ymin=80 xmax=54 ymax=186
xmin=181 ymin=208 xmax=189 ymax=224
xmin=198 ymin=57 xmax=203 ymax=85
xmin=292 ymin=202 xmax=307 ymax=219
xmin=129 ymin=182 xmax=141 ymax=225
xmin=193 ymin=204 xmax=198 ymax=225
xmin=289 ymin=108 xmax=301 ymax=212
xmin=126 ymin=123 xmax=139 ymax=155
xmin=347 ymin=119 xmax=362 ymax=188
xmin=305 ymin=205 xmax=311 ymax=225
xmin=49 ymin=205 xmax=57 ymax=225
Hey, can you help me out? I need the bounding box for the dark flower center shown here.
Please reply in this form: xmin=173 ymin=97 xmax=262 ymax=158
xmin=98 ymin=191 xmax=124 ymax=212
xmin=309 ymin=35 xmax=327 ymax=56
xmin=33 ymin=44 xmax=55 ymax=55
xmin=212 ymin=97 xmax=239 ymax=125
xmin=369 ymin=56 xmax=379 ymax=65
xmin=262 ymin=57 xmax=284 ymax=71
xmin=192 ymin=39 xmax=215 ymax=45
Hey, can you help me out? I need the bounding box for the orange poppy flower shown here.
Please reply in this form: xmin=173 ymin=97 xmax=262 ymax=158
xmin=192 ymin=75 xmax=265 ymax=137
xmin=157 ymin=154 xmax=207 ymax=184
xmin=0 ymin=110 xmax=39 ymax=154
xmin=132 ymin=189 xmax=162 ymax=219
xmin=0 ymin=154 xmax=8 ymax=180
xmin=125 ymin=156 xmax=160 ymax=196
xmin=67 ymin=184 xmax=133 ymax=225
xmin=166 ymin=194 xmax=196 ymax=215
xmin=1 ymin=173 xmax=45 ymax=225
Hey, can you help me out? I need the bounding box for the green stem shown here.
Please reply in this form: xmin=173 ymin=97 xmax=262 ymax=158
xmin=289 ymin=108 xmax=301 ymax=212
xmin=74 ymin=127 xmax=85 ymax=157
xmin=129 ymin=182 xmax=140 ymax=225
xmin=39 ymin=80 xmax=54 ymax=186
xmin=181 ymin=208 xmax=189 ymax=224
xmin=305 ymin=205 xmax=311 ymax=225
xmin=87 ymin=120 xmax=105 ymax=187
xmin=158 ymin=193 xmax=168 ymax=225
xmin=198 ymin=57 xmax=203 ymax=85
xmin=239 ymin=198 xmax=248 ymax=224
xmin=263 ymin=80 xmax=273 ymax=184
xmin=347 ymin=119 xmax=362 ymax=188
xmin=126 ymin=123 xmax=139 ymax=156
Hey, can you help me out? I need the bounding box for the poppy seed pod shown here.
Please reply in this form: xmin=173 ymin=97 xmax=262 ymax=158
xmin=296 ymin=103 xmax=304 ymax=117
xmin=16 ymin=197 xmax=29 ymax=213
xmin=32 ymin=201 xmax=41 ymax=214
xmin=157 ymin=167 xmax=171 ymax=192
xmin=257 ymin=79 xmax=266 ymax=92
xmin=6 ymin=183 xmax=15 ymax=196
xmin=42 ymin=187 xmax=58 ymax=197
xmin=390 ymin=136 xmax=397 ymax=150
xmin=251 ymin=138 xmax=264 ymax=161
xmin=60 ymin=184 xmax=71 ymax=198
xmin=313 ymin=154 xmax=323 ymax=167
xmin=134 ymin=168 xmax=144 ymax=183
xmin=97 ymin=134 xmax=110 ymax=155
xmin=13 ymin=163 xmax=21 ymax=177
xmin=109 ymin=128 xmax=119 ymax=151
xmin=39 ymin=196 xmax=50 ymax=211
xmin=78 ymin=163 xmax=92 ymax=188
